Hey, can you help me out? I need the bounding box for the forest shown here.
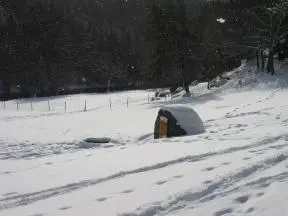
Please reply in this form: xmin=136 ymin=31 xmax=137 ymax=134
xmin=0 ymin=0 xmax=287 ymax=97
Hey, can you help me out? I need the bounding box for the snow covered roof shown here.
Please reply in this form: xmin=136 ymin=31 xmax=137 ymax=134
xmin=161 ymin=104 xmax=205 ymax=135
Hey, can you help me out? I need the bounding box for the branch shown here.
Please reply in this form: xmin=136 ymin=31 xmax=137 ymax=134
xmin=248 ymin=11 xmax=270 ymax=28
xmin=273 ymin=13 xmax=287 ymax=46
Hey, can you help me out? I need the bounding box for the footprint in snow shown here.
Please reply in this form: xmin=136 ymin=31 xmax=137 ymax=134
xmin=275 ymin=116 xmax=281 ymax=120
xmin=243 ymin=157 xmax=251 ymax=160
xmin=245 ymin=207 xmax=255 ymax=213
xmin=214 ymin=208 xmax=233 ymax=216
xmin=260 ymin=182 xmax=270 ymax=188
xmin=256 ymin=192 xmax=264 ymax=197
xmin=4 ymin=171 xmax=12 ymax=175
xmin=155 ymin=180 xmax=168 ymax=185
xmin=45 ymin=162 xmax=53 ymax=165
xmin=206 ymin=119 xmax=216 ymax=123
xmin=204 ymin=167 xmax=216 ymax=171
xmin=59 ymin=206 xmax=71 ymax=211
xmin=173 ymin=175 xmax=184 ymax=179
xmin=235 ymin=124 xmax=247 ymax=128
xmin=270 ymin=145 xmax=286 ymax=150
xmin=204 ymin=180 xmax=212 ymax=184
xmin=96 ymin=197 xmax=109 ymax=202
xmin=234 ymin=195 xmax=250 ymax=204
xmin=121 ymin=189 xmax=134 ymax=194
xmin=249 ymin=150 xmax=258 ymax=153
xmin=222 ymin=162 xmax=231 ymax=166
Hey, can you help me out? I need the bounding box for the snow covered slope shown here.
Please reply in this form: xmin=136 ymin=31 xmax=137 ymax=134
xmin=1 ymin=61 xmax=288 ymax=216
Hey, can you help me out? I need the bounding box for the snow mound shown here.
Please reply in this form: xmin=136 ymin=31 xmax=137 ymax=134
xmin=222 ymin=60 xmax=288 ymax=91
xmin=161 ymin=104 xmax=205 ymax=135
xmin=158 ymin=90 xmax=170 ymax=97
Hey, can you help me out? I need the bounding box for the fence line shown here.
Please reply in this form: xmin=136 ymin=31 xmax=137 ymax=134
xmin=1 ymin=90 xmax=195 ymax=113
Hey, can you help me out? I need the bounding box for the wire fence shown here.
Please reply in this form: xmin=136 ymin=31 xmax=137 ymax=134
xmin=1 ymin=94 xmax=158 ymax=113
xmin=1 ymin=84 xmax=208 ymax=113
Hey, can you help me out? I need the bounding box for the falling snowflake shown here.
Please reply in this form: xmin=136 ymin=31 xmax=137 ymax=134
xmin=216 ymin=18 xmax=226 ymax=24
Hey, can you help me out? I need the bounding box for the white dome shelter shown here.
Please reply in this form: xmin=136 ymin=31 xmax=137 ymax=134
xmin=154 ymin=104 xmax=205 ymax=139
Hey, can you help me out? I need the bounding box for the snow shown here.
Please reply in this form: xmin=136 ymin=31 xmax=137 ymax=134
xmin=157 ymin=90 xmax=170 ymax=97
xmin=161 ymin=104 xmax=205 ymax=135
xmin=216 ymin=18 xmax=226 ymax=23
xmin=1 ymin=61 xmax=288 ymax=216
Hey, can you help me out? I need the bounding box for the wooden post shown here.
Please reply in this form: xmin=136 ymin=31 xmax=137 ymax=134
xmin=17 ymin=100 xmax=19 ymax=111
xmin=48 ymin=101 xmax=51 ymax=111
xmin=109 ymin=98 xmax=111 ymax=110
xmin=64 ymin=101 xmax=67 ymax=112
xmin=148 ymin=95 xmax=149 ymax=104
xmin=84 ymin=100 xmax=87 ymax=112
xmin=127 ymin=96 xmax=129 ymax=108
xmin=30 ymin=100 xmax=33 ymax=111
xmin=3 ymin=101 xmax=5 ymax=110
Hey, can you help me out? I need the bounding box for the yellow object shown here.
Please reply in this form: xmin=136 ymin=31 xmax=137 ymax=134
xmin=159 ymin=116 xmax=168 ymax=138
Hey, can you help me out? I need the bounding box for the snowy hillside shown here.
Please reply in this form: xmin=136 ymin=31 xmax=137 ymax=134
xmin=1 ymin=62 xmax=288 ymax=216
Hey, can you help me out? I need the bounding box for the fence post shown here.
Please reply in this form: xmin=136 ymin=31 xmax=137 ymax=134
xmin=84 ymin=100 xmax=87 ymax=112
xmin=17 ymin=100 xmax=19 ymax=111
xmin=127 ymin=96 xmax=129 ymax=108
xmin=3 ymin=101 xmax=5 ymax=110
xmin=109 ymin=98 xmax=112 ymax=110
xmin=64 ymin=101 xmax=67 ymax=112
xmin=48 ymin=101 xmax=51 ymax=111
xmin=30 ymin=100 xmax=33 ymax=111
xmin=148 ymin=95 xmax=150 ymax=104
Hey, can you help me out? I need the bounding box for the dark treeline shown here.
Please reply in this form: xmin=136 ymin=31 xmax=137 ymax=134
xmin=0 ymin=0 xmax=287 ymax=97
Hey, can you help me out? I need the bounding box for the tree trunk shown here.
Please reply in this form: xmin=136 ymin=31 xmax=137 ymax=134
xmin=183 ymin=80 xmax=190 ymax=93
xmin=256 ymin=49 xmax=259 ymax=70
xmin=266 ymin=49 xmax=275 ymax=75
xmin=261 ymin=50 xmax=265 ymax=72
xmin=180 ymin=56 xmax=190 ymax=94
xmin=3 ymin=80 xmax=10 ymax=94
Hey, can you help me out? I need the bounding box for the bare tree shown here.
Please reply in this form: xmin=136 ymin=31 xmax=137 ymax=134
xmin=249 ymin=1 xmax=288 ymax=75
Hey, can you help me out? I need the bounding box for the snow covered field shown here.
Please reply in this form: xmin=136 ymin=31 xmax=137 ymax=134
xmin=1 ymin=62 xmax=288 ymax=216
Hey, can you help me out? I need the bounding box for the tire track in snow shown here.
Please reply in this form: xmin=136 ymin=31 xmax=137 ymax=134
xmin=119 ymin=153 xmax=288 ymax=216
xmin=0 ymin=134 xmax=287 ymax=210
